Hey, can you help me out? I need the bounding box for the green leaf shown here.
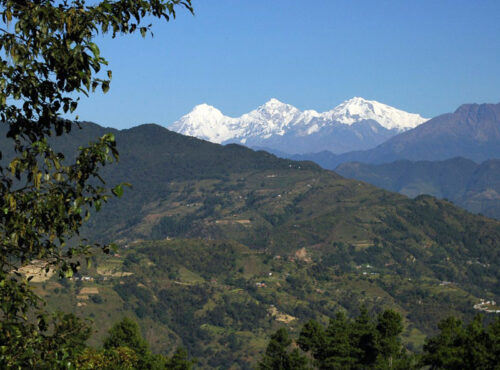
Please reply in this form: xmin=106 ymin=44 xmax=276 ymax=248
xmin=103 ymin=133 xmax=115 ymax=142
xmin=88 ymin=42 xmax=100 ymax=58
xmin=112 ymin=184 xmax=124 ymax=198
xmin=34 ymin=172 xmax=42 ymax=189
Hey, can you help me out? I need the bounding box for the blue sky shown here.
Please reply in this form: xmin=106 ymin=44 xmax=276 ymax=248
xmin=76 ymin=0 xmax=500 ymax=129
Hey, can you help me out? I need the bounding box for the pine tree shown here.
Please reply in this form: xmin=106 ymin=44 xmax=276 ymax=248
xmin=421 ymin=316 xmax=466 ymax=369
xmin=324 ymin=312 xmax=354 ymax=368
xmin=259 ymin=328 xmax=309 ymax=370
xmin=351 ymin=306 xmax=378 ymax=367
xmin=375 ymin=309 xmax=404 ymax=368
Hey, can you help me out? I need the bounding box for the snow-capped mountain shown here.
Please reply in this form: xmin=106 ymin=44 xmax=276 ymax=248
xmin=171 ymin=98 xmax=302 ymax=143
xmin=170 ymin=97 xmax=428 ymax=154
xmin=324 ymin=97 xmax=425 ymax=130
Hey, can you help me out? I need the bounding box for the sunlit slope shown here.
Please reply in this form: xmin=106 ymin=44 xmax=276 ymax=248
xmin=38 ymin=236 xmax=499 ymax=368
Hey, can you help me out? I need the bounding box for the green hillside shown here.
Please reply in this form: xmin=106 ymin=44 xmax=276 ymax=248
xmin=22 ymin=122 xmax=500 ymax=368
xmin=37 ymin=234 xmax=498 ymax=368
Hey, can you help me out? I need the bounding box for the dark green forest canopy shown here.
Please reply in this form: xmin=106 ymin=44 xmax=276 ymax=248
xmin=260 ymin=310 xmax=500 ymax=370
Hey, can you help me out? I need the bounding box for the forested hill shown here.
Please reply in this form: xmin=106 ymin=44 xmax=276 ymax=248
xmin=0 ymin=121 xmax=322 ymax=241
xmin=57 ymin=123 xmax=500 ymax=297
xmin=18 ymin=121 xmax=500 ymax=367
xmin=45 ymin=121 xmax=321 ymax=180
xmin=113 ymin=124 xmax=320 ymax=180
xmin=7 ymin=120 xmax=497 ymax=254
xmin=0 ymin=121 xmax=320 ymax=179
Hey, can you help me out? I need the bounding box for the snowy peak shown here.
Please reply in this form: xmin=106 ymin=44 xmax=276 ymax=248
xmin=170 ymin=97 xmax=428 ymax=146
xmin=243 ymin=99 xmax=303 ymax=136
xmin=188 ymin=104 xmax=226 ymax=122
xmin=261 ymin=98 xmax=287 ymax=108
xmin=170 ymin=103 xmax=234 ymax=143
xmin=327 ymin=97 xmax=427 ymax=130
xmin=258 ymin=98 xmax=297 ymax=113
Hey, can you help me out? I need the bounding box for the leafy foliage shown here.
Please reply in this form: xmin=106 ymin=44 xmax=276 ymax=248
xmin=0 ymin=0 xmax=192 ymax=367
xmin=0 ymin=312 xmax=92 ymax=368
xmin=77 ymin=317 xmax=194 ymax=369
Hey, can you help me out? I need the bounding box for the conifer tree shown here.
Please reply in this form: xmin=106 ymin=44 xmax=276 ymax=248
xmin=376 ymin=309 xmax=404 ymax=368
xmin=259 ymin=328 xmax=309 ymax=370
xmin=421 ymin=315 xmax=500 ymax=369
xmin=294 ymin=308 xmax=413 ymax=369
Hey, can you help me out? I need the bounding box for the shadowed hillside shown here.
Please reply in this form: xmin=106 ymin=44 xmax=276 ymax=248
xmin=336 ymin=157 xmax=500 ymax=220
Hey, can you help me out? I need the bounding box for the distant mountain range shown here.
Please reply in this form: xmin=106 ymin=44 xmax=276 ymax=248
xmin=170 ymin=97 xmax=428 ymax=154
xmin=336 ymin=157 xmax=500 ymax=220
xmin=291 ymin=102 xmax=500 ymax=168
